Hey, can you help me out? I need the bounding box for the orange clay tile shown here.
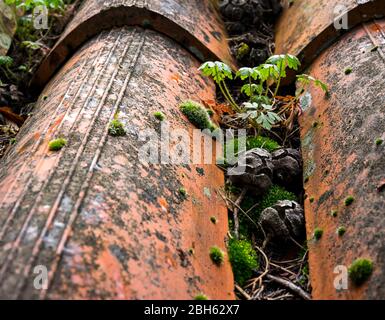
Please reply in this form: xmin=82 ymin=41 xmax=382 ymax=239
xmin=0 ymin=27 xmax=234 ymax=300
xmin=276 ymin=0 xmax=385 ymax=299
xmin=32 ymin=0 xmax=236 ymax=90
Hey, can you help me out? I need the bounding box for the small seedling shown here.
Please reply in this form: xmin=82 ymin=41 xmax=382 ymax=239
xmin=0 ymin=55 xmax=16 ymax=80
xmin=5 ymin=0 xmax=65 ymax=10
xmin=199 ymin=55 xmax=327 ymax=136
xmin=309 ymin=197 xmax=315 ymax=203
xmin=209 ymin=246 xmax=225 ymax=266
xmin=345 ymin=196 xmax=355 ymax=206
xmin=9 ymin=138 xmax=17 ymax=145
xmin=0 ymin=55 xmax=13 ymax=68
xmin=18 ymin=65 xmax=28 ymax=72
xmin=48 ymin=138 xmax=67 ymax=151
xmin=344 ymin=68 xmax=353 ymax=75
xmin=348 ymin=258 xmax=373 ymax=285
xmin=210 ymin=216 xmax=218 ymax=224
xmin=337 ymin=226 xmax=346 ymax=237
xmin=153 ymin=111 xmax=166 ymax=121
xmin=188 ymin=248 xmax=195 ymax=255
xmin=331 ymin=210 xmax=338 ymax=218
xmin=313 ymin=228 xmax=323 ymax=240
xmin=108 ymin=119 xmax=126 ymax=136
xmin=194 ymin=293 xmax=209 ymax=300
xmin=312 ymin=121 xmax=319 ymax=128
xmin=375 ymin=138 xmax=383 ymax=146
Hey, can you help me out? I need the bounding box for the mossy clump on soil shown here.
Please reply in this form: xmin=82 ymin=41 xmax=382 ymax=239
xmin=348 ymin=258 xmax=373 ymax=286
xmin=313 ymin=228 xmax=323 ymax=240
xmin=228 ymin=239 xmax=258 ymax=286
xmin=180 ymin=100 xmax=215 ymax=131
xmin=108 ymin=119 xmax=126 ymax=136
xmin=255 ymin=185 xmax=297 ymax=218
xmin=375 ymin=138 xmax=383 ymax=146
xmin=225 ymin=136 xmax=280 ymax=156
xmin=209 ymin=246 xmax=225 ymax=266
xmin=48 ymin=138 xmax=67 ymax=151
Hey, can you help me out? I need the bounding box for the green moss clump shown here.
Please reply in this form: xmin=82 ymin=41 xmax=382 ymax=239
xmin=210 ymin=216 xmax=218 ymax=224
xmin=331 ymin=210 xmax=338 ymax=218
xmin=344 ymin=68 xmax=353 ymax=75
xmin=348 ymin=258 xmax=373 ymax=285
xmin=178 ymin=187 xmax=187 ymax=198
xmin=209 ymin=246 xmax=225 ymax=266
xmin=108 ymin=119 xmax=126 ymax=136
xmin=180 ymin=100 xmax=214 ymax=131
xmin=236 ymin=42 xmax=250 ymax=60
xmin=337 ymin=226 xmax=346 ymax=237
xmin=313 ymin=228 xmax=323 ymax=240
xmin=375 ymin=138 xmax=383 ymax=146
xmin=153 ymin=111 xmax=166 ymax=121
xmin=48 ymin=138 xmax=67 ymax=151
xmin=228 ymin=239 xmax=258 ymax=286
xmin=225 ymin=136 xmax=280 ymax=158
xmin=255 ymin=185 xmax=297 ymax=218
xmin=345 ymin=196 xmax=355 ymax=206
xmin=309 ymin=197 xmax=315 ymax=203
xmin=194 ymin=294 xmax=209 ymax=300
xmin=188 ymin=248 xmax=195 ymax=255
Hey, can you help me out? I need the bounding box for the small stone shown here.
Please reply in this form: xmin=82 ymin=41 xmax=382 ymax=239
xmin=271 ymin=148 xmax=302 ymax=187
xmin=227 ymin=148 xmax=274 ymax=195
xmin=260 ymin=200 xmax=304 ymax=240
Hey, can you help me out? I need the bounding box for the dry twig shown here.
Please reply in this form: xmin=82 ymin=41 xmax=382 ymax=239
xmin=266 ymin=274 xmax=311 ymax=300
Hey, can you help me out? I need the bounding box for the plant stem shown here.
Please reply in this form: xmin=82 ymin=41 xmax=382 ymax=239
xmin=265 ymin=69 xmax=271 ymax=97
xmin=274 ymin=62 xmax=284 ymax=97
xmin=220 ymin=81 xmax=241 ymax=112
xmin=249 ymin=75 xmax=253 ymax=101
xmin=222 ymin=81 xmax=240 ymax=111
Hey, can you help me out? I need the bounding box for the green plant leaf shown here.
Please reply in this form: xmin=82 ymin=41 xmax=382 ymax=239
xmin=236 ymin=67 xmax=260 ymax=80
xmin=241 ymin=84 xmax=263 ymax=97
xmin=296 ymin=74 xmax=329 ymax=94
xmin=258 ymin=64 xmax=280 ymax=81
xmin=267 ymin=54 xmax=301 ymax=71
xmin=199 ymin=61 xmax=233 ymax=83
